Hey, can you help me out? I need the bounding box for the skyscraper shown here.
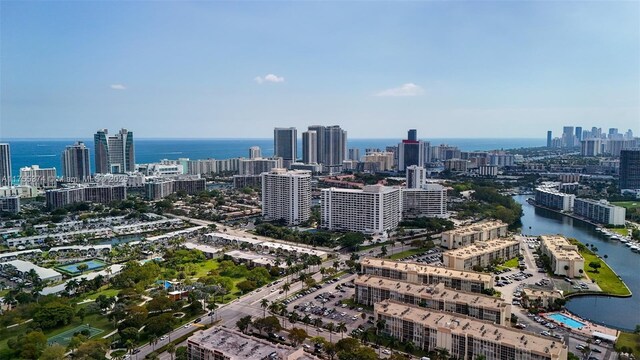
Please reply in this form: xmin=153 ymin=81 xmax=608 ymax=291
xmin=261 ymin=169 xmax=311 ymax=226
xmin=406 ymin=165 xmax=426 ymax=189
xmin=307 ymin=125 xmax=347 ymax=173
xmin=274 ymin=127 xmax=297 ymax=167
xmin=62 ymin=141 xmax=91 ymax=182
xmin=249 ymin=146 xmax=262 ymax=159
xmin=546 ymin=131 xmax=552 ymax=148
xmin=575 ymin=127 xmax=583 ymax=142
xmin=620 ymin=149 xmax=640 ymax=191
xmin=94 ymin=129 xmax=135 ymax=174
xmin=0 ymin=144 xmax=11 ymax=187
xmin=348 ymin=148 xmax=360 ymax=161
xmin=398 ymin=129 xmax=425 ymax=171
xmin=302 ymin=130 xmax=317 ymax=164
xmin=562 ymin=126 xmax=575 ymax=148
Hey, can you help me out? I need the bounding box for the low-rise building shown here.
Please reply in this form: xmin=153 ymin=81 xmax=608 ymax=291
xmin=441 ymin=221 xmax=508 ymax=249
xmin=187 ymin=326 xmax=319 ymax=360
xmin=521 ymin=288 xmax=564 ymax=309
xmin=355 ymin=276 xmax=511 ymax=324
xmin=539 ymin=235 xmax=584 ymax=278
xmin=48 ymin=245 xmax=111 ymax=259
xmin=443 ymin=238 xmax=521 ymax=271
xmin=203 ymin=232 xmax=328 ymax=260
xmin=360 ymin=257 xmax=492 ymax=293
xmin=573 ymin=198 xmax=626 ymax=226
xmin=0 ymin=259 xmax=63 ymax=282
xmin=375 ymin=300 xmax=567 ymax=360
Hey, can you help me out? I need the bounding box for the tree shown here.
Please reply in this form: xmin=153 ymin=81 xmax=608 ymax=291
xmin=288 ymin=327 xmax=308 ymax=346
xmin=77 ymin=263 xmax=89 ymax=274
xmin=256 ymin=298 xmax=269 ymax=318
xmin=237 ymin=315 xmax=252 ymax=334
xmin=74 ymin=339 xmax=110 ymax=360
xmin=588 ymin=261 xmax=602 ymax=273
xmin=40 ymin=344 xmax=66 ymax=360
xmin=145 ymin=313 xmax=175 ymax=337
xmin=119 ymin=327 xmax=140 ymax=342
xmin=175 ymin=346 xmax=188 ymax=360
xmin=34 ymin=300 xmax=75 ymax=329
xmin=236 ymin=280 xmax=257 ymax=294
xmin=253 ymin=316 xmax=281 ymax=335
xmin=326 ymin=322 xmax=335 ymax=343
xmin=76 ymin=307 xmax=86 ymax=322
xmin=337 ymin=322 xmax=347 ymax=339
xmin=67 ymin=334 xmax=87 ymax=354
xmin=167 ymin=342 xmax=176 ymax=360
xmin=16 ymin=331 xmax=47 ymax=359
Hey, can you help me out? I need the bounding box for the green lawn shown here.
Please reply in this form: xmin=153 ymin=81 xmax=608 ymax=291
xmin=573 ymin=242 xmax=631 ymax=296
xmin=616 ymin=331 xmax=640 ymax=358
xmin=192 ymin=260 xmax=221 ymax=278
xmin=612 ymin=201 xmax=640 ymax=210
xmin=358 ymin=241 xmax=392 ymax=251
xmin=387 ymin=248 xmax=425 ymax=260
xmin=502 ymin=257 xmax=519 ymax=268
xmin=611 ymin=228 xmax=630 ymax=236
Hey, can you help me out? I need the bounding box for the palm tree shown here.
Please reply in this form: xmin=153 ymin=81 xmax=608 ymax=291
xmin=149 ymin=335 xmax=158 ymax=350
xmin=326 ymin=322 xmax=335 ymax=343
xmin=282 ymin=282 xmax=291 ymax=298
xmin=337 ymin=322 xmax=347 ymax=339
xmin=302 ymin=314 xmax=311 ymax=332
xmin=167 ymin=342 xmax=176 ymax=360
xmin=260 ymin=299 xmax=269 ymax=318
xmin=388 ymin=336 xmax=399 ymax=354
xmin=288 ymin=311 xmax=299 ymax=329
xmin=313 ymin=317 xmax=323 ymax=329
xmin=436 ymin=347 xmax=450 ymax=360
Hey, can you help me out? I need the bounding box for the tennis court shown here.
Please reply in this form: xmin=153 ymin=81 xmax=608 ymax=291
xmin=47 ymin=324 xmax=103 ymax=346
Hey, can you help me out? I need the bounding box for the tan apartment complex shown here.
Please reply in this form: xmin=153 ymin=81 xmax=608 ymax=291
xmin=441 ymin=221 xmax=508 ymax=249
xmin=539 ymin=235 xmax=584 ymax=278
xmin=443 ymin=238 xmax=521 ymax=271
xmin=375 ymin=300 xmax=567 ymax=360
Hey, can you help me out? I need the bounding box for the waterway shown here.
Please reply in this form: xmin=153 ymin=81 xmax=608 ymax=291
xmin=513 ymin=195 xmax=640 ymax=331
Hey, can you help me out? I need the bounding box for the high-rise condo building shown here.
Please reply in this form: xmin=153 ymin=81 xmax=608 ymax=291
xmin=94 ymin=128 xmax=135 ymax=174
xmin=402 ymin=184 xmax=447 ymax=219
xmin=546 ymin=131 xmax=552 ymax=147
xmin=62 ymin=141 xmax=91 ymax=182
xmin=575 ymin=126 xmax=582 ymax=142
xmin=321 ymin=185 xmax=401 ymax=234
xmin=273 ymin=127 xmax=297 ymax=167
xmin=0 ymin=144 xmax=11 ymax=187
xmin=406 ymin=165 xmax=426 ymax=189
xmin=348 ymin=148 xmax=360 ymax=161
xmin=581 ymin=139 xmax=602 ymax=157
xmin=307 ymin=125 xmax=347 ymax=173
xmin=398 ymin=129 xmax=425 ymax=171
xmin=620 ymin=149 xmax=640 ymax=191
xmin=19 ymin=165 xmax=57 ymax=189
xmin=302 ymin=130 xmax=318 ymax=164
xmin=562 ymin=126 xmax=575 ymax=148
xmin=249 ymin=146 xmax=262 ymax=159
xmin=261 ymin=169 xmax=311 ymax=226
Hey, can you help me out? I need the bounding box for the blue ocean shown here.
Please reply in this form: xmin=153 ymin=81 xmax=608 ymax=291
xmin=4 ymin=138 xmax=544 ymax=178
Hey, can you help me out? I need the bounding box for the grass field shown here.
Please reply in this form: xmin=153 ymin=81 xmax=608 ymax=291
xmin=572 ymin=241 xmax=631 ymax=296
xmin=612 ymin=201 xmax=640 ymax=209
xmin=502 ymin=257 xmax=519 ymax=268
xmin=387 ymin=248 xmax=425 ymax=260
xmin=48 ymin=324 xmax=103 ymax=346
xmin=616 ymin=331 xmax=640 ymax=358
xmin=611 ymin=228 xmax=631 ymax=236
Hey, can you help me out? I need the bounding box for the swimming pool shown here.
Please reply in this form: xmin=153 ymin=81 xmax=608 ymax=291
xmin=58 ymin=260 xmax=107 ymax=274
xmin=547 ymin=313 xmax=586 ymax=329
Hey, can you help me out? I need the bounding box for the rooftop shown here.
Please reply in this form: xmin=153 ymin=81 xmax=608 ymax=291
xmin=443 ymin=238 xmax=520 ymax=260
xmin=376 ymin=300 xmax=566 ymax=358
xmin=1 ymin=259 xmax=61 ymax=280
xmin=539 ymin=235 xmax=583 ymax=262
xmin=361 ymin=257 xmax=492 ymax=283
xmin=442 ymin=220 xmax=507 ymax=237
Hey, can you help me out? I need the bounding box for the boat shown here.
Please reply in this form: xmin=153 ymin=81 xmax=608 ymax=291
xmin=595 ymin=227 xmax=603 ymax=232
xmin=620 ymin=238 xmax=629 ymax=244
xmin=630 ymin=246 xmax=640 ymax=253
xmin=625 ymin=242 xmax=632 ymax=247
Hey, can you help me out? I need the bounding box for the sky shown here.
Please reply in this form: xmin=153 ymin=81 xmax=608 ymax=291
xmin=1 ymin=1 xmax=639 ymax=139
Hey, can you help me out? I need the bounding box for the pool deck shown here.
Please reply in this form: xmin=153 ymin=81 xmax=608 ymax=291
xmin=542 ymin=310 xmax=619 ymax=340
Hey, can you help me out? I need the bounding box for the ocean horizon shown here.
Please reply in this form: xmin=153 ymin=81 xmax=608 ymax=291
xmin=4 ymin=137 xmax=545 ymax=178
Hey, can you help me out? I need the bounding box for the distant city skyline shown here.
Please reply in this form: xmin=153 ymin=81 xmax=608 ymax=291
xmin=1 ymin=1 xmax=638 ymax=138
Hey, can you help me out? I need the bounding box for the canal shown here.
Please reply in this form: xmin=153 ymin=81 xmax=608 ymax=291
xmin=514 ymin=195 xmax=640 ymax=331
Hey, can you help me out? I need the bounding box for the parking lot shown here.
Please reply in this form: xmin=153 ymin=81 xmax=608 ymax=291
xmin=391 ymin=248 xmax=444 ymax=266
xmin=282 ymin=273 xmax=369 ymax=334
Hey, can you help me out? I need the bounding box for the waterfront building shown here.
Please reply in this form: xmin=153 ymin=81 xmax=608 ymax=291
xmin=186 ymin=158 xmax=242 ymax=176
xmin=442 ymin=238 xmax=521 ymax=271
xmin=249 ymin=146 xmax=262 ymax=159
xmin=274 ymin=127 xmax=297 ymax=167
xmin=239 ymin=157 xmax=283 ymax=175
xmin=573 ymin=198 xmax=626 ymax=226
xmin=307 ymin=125 xmax=347 ymax=173
xmin=398 ymin=129 xmax=426 ymax=171
xmin=0 ymin=144 xmax=11 ymax=187
xmin=547 ymin=131 xmax=553 ymax=147
xmin=0 ymin=196 xmax=20 ymax=214
xmin=562 ymin=126 xmax=575 ymax=148
xmin=575 ymin=126 xmax=583 ymax=142
xmin=375 ymin=300 xmax=568 ymax=360
xmin=521 ymin=288 xmax=564 ymax=309
xmin=94 ymin=128 xmax=135 ymax=174
xmin=348 ymin=148 xmax=360 ymax=161
xmin=46 ymin=184 xmax=127 ymax=209
xmin=301 ymin=130 xmax=317 ymax=164
xmin=441 ymin=221 xmax=508 ymax=249
xmin=360 ymin=257 xmax=492 ymax=293
xmin=620 ymin=149 xmax=640 ymax=191
xmin=62 ymin=141 xmax=91 ymax=182
xmin=534 ymin=186 xmax=575 ymax=212
xmin=539 ymin=235 xmax=584 ymax=278
xmin=187 ymin=326 xmax=318 ymax=360
xmin=321 ymin=185 xmax=401 ymax=234
xmin=355 ymin=276 xmax=511 ymax=324
xmin=261 ymin=169 xmax=311 ymax=226
xmin=402 ymin=184 xmax=447 ymax=219
xmin=19 ymin=165 xmax=57 ymax=189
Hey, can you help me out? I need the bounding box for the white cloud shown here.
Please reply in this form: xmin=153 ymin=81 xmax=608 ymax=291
xmin=254 ymin=74 xmax=285 ymax=84
xmin=110 ymin=84 xmax=127 ymax=90
xmin=376 ymin=83 xmax=424 ymax=97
